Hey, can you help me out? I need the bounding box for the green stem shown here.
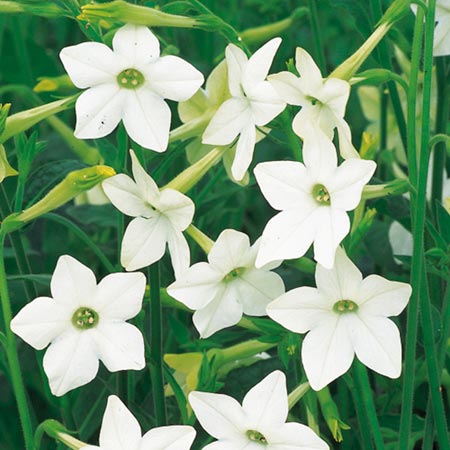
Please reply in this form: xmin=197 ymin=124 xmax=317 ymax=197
xmin=0 ymin=232 xmax=34 ymax=450
xmin=149 ymin=262 xmax=167 ymax=426
xmin=352 ymin=361 xmax=385 ymax=450
xmin=308 ymin=0 xmax=326 ymax=73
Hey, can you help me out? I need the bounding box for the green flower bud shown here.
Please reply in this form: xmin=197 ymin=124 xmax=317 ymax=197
xmin=34 ymin=75 xmax=76 ymax=94
xmin=0 ymin=0 xmax=65 ymax=17
xmin=317 ymin=388 xmax=351 ymax=442
xmin=362 ymin=178 xmax=410 ymax=200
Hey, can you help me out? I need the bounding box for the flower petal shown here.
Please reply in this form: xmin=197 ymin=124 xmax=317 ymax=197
xmin=122 ymin=89 xmax=171 ymax=152
xmin=295 ymin=47 xmax=323 ymax=92
xmin=167 ymin=229 xmax=191 ymax=278
xmin=335 ymin=117 xmax=360 ymax=159
xmin=43 ymin=330 xmax=99 ymax=396
xmin=225 ymin=44 xmax=248 ymax=97
xmin=268 ymin=71 xmax=306 ymax=106
xmin=267 ymin=287 xmax=331 ymax=334
xmin=99 ymin=395 xmax=142 ymax=450
xmin=121 ymin=216 xmax=168 ymax=271
xmin=74 ymin=84 xmax=124 ymax=139
xmin=357 ymin=275 xmax=411 ymax=317
xmin=60 ymin=42 xmax=121 ymax=88
xmin=231 ymin=124 xmax=256 ymax=181
xmin=351 ymin=315 xmax=402 ymax=378
xmin=267 ymin=422 xmax=329 ymax=450
xmin=102 ymin=174 xmax=151 ymax=218
xmin=202 ymin=98 xmax=251 ymax=146
xmin=433 ymin=16 xmax=450 ymax=56
xmin=243 ymin=37 xmax=281 ymax=85
xmin=158 ymin=189 xmax=195 ymax=231
xmin=93 ymin=323 xmax=145 ymax=372
xmin=51 ymin=255 xmax=97 ymax=308
xmin=112 ymin=24 xmax=160 ymax=67
xmin=129 ymin=150 xmax=160 ymax=205
xmin=201 ymin=440 xmax=257 ymax=450
xmin=188 ymin=391 xmax=246 ymax=440
xmin=11 ymin=297 xmax=71 ymax=350
xmin=141 ymin=425 xmax=196 ymax=450
xmin=318 ymin=78 xmax=349 ymax=117
xmin=242 ymin=370 xmax=288 ymax=429
xmin=167 ymin=262 xmax=223 ymax=310
xmin=302 ymin=133 xmax=338 ymax=179
xmin=248 ymin=81 xmax=285 ymax=126
xmin=145 ymin=55 xmax=204 ymax=101
xmin=302 ymin=316 xmax=354 ymax=391
xmin=94 ymin=272 xmax=146 ymax=320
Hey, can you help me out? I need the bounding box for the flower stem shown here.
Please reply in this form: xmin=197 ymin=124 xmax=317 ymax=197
xmin=0 ymin=232 xmax=34 ymax=450
xmin=308 ymin=0 xmax=326 ymax=74
xmin=352 ymin=361 xmax=385 ymax=450
xmin=148 ymin=262 xmax=167 ymax=426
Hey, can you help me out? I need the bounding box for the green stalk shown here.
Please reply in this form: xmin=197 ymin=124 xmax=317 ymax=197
xmin=148 ymin=262 xmax=167 ymax=426
xmin=0 ymin=232 xmax=34 ymax=450
xmin=308 ymin=0 xmax=326 ymax=73
xmin=352 ymin=361 xmax=385 ymax=450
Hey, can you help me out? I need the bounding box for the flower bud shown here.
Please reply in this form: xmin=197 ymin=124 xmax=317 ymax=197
xmin=317 ymin=388 xmax=351 ymax=442
xmin=34 ymin=75 xmax=76 ymax=94
xmin=362 ymin=178 xmax=410 ymax=200
xmin=0 ymin=1 xmax=65 ymax=17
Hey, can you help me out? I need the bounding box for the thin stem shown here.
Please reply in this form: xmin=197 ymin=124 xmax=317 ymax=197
xmin=0 ymin=232 xmax=34 ymax=450
xmin=148 ymin=262 xmax=167 ymax=426
xmin=353 ymin=361 xmax=385 ymax=450
xmin=308 ymin=0 xmax=326 ymax=73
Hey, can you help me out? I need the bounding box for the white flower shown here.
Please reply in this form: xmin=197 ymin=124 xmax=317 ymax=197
xmin=267 ymin=247 xmax=411 ymax=391
xmin=60 ymin=24 xmax=204 ymax=151
xmin=254 ymin=135 xmax=376 ymax=269
xmin=167 ymin=229 xmax=285 ymax=338
xmin=189 ymin=370 xmax=329 ymax=450
xmin=81 ymin=395 xmax=196 ymax=450
xmin=269 ymin=47 xmax=358 ymax=159
xmin=103 ymin=150 xmax=194 ymax=275
xmin=202 ymin=38 xmax=286 ymax=181
xmin=10 ymin=255 xmax=146 ymax=396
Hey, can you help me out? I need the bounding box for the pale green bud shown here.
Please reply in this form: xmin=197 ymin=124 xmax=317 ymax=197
xmin=0 ymin=144 xmax=18 ymax=182
xmin=317 ymin=388 xmax=351 ymax=442
xmin=34 ymin=75 xmax=76 ymax=94
xmin=362 ymin=178 xmax=410 ymax=200
xmin=0 ymin=103 xmax=10 ymax=136
xmin=185 ymin=225 xmax=214 ymax=254
xmin=36 ymin=420 xmax=87 ymax=450
xmin=0 ymin=1 xmax=65 ymax=17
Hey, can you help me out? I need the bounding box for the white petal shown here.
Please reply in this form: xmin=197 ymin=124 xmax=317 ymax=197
xmin=254 ymin=161 xmax=314 ymax=210
xmin=292 ymin=105 xmax=334 ymax=144
xmin=51 ymin=255 xmax=97 ymax=308
xmin=202 ymin=98 xmax=251 ymax=146
xmin=206 ymin=60 xmax=230 ymax=105
xmin=225 ymin=44 xmax=248 ymax=97
xmin=231 ymin=124 xmax=256 ymax=181
xmin=94 ymin=272 xmax=146 ymax=320
xmin=188 ymin=391 xmax=246 ymax=440
xmin=158 ymin=189 xmax=195 ymax=231
xmin=388 ymin=221 xmax=413 ymax=258
xmin=335 ymin=117 xmax=359 ymax=159
xmin=74 ymin=84 xmax=124 ymax=139
xmin=302 ymin=316 xmax=354 ymax=391
xmin=328 ymin=159 xmax=376 ymax=211
xmin=60 ymin=42 xmax=121 ymax=88
xmin=244 ymin=38 xmax=281 ymax=86
xmin=167 ymin=262 xmax=223 ymax=310
xmin=208 ymin=229 xmax=251 ymax=274
xmin=99 ymin=395 xmax=142 ymax=450
xmin=167 ymin=229 xmax=191 ymax=278
xmin=302 ymin=133 xmax=338 ymax=178
xmin=256 ymin=208 xmax=319 ymax=268
xmin=122 ymin=89 xmax=171 ymax=152
xmin=112 ymin=24 xmax=160 ymax=67
xmin=10 ymin=297 xmax=71 ymax=350
xmin=43 ymin=330 xmax=99 ymax=396
xmin=93 ymin=323 xmax=145 ymax=372
xmin=357 ymin=275 xmax=411 ymax=317
xmin=267 ymin=422 xmax=329 ymax=450
xmin=141 ymin=425 xmax=196 ymax=450
xmin=268 ymin=71 xmax=306 ymax=105
xmin=248 ymin=81 xmax=285 ymax=126
xmin=102 ymin=174 xmax=151 ymax=218
xmin=434 ymin=16 xmax=450 ymax=56
xmin=201 ymin=441 xmax=256 ymax=450
xmin=351 ymin=315 xmax=402 ymax=378
xmin=121 ymin=216 xmax=168 ymax=271
xmin=129 ymin=150 xmax=160 ymax=205
xmin=315 ymin=246 xmax=363 ymax=302
xmin=318 ymin=78 xmax=349 ymax=118
xmin=267 ymin=287 xmax=331 ymax=334
xmin=193 ymin=285 xmax=243 ymax=338
xmin=242 ymin=370 xmax=287 ymax=429
xmin=145 ymin=55 xmax=204 ymax=101
xmin=237 ymin=269 xmax=285 ymax=316
xmin=295 ymin=47 xmax=323 ymax=91
xmin=313 ymin=207 xmax=350 ymax=269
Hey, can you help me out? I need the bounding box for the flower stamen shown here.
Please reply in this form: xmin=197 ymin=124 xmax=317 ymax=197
xmin=117 ymin=68 xmax=145 ymax=89
xmin=312 ymin=184 xmax=331 ymax=205
xmin=333 ymin=300 xmax=359 ymax=314
xmin=246 ymin=430 xmax=268 ymax=445
xmin=223 ymin=267 xmax=245 ymax=283
xmin=72 ymin=307 xmax=99 ymax=330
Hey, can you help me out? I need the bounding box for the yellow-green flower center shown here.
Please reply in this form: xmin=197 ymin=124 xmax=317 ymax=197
xmin=72 ymin=307 xmax=99 ymax=330
xmin=223 ymin=267 xmax=245 ymax=283
xmin=117 ymin=68 xmax=145 ymax=89
xmin=306 ymin=95 xmax=322 ymax=106
xmin=312 ymin=184 xmax=331 ymax=205
xmin=333 ymin=300 xmax=359 ymax=314
xmin=246 ymin=430 xmax=268 ymax=445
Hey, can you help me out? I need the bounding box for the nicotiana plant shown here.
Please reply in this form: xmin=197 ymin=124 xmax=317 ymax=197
xmin=0 ymin=1 xmax=448 ymax=450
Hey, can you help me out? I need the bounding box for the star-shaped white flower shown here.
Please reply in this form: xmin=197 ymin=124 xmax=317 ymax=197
xmin=81 ymin=395 xmax=196 ymax=450
xmin=10 ymin=255 xmax=146 ymax=396
xmin=267 ymin=247 xmax=411 ymax=391
xmin=269 ymin=47 xmax=358 ymax=159
xmin=60 ymin=24 xmax=204 ymax=151
xmin=167 ymin=229 xmax=285 ymax=338
xmin=189 ymin=370 xmax=329 ymax=450
xmin=102 ymin=150 xmax=194 ymax=275
xmin=254 ymin=135 xmax=376 ymax=269
xmin=202 ymin=38 xmax=286 ymax=181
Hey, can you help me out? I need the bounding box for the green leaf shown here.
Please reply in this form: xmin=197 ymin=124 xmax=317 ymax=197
xmin=329 ymin=0 xmax=373 ymax=38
